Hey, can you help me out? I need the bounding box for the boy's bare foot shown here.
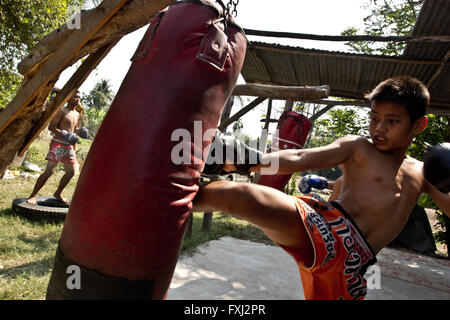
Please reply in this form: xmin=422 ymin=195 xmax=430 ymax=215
xmin=26 ymin=196 xmax=38 ymax=205
xmin=54 ymin=193 xmax=69 ymax=204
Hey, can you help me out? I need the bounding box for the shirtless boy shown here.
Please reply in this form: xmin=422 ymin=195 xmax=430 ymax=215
xmin=27 ymin=91 xmax=82 ymax=205
xmin=195 ymin=76 xmax=450 ymax=300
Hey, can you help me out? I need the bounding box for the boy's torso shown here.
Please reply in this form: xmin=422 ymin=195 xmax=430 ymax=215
xmin=336 ymin=138 xmax=425 ymax=254
xmin=58 ymin=108 xmax=79 ymax=133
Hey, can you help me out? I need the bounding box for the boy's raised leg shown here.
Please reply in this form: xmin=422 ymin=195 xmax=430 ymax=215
xmin=193 ymin=180 xmax=314 ymax=267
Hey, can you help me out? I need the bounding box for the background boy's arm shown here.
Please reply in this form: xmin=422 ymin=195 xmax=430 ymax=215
xmin=425 ymin=182 xmax=450 ymax=217
xmin=48 ymin=109 xmax=64 ymax=136
xmin=254 ymin=135 xmax=361 ymax=174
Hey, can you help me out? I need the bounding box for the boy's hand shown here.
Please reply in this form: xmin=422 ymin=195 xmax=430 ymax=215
xmin=424 ymin=143 xmax=450 ymax=193
xmin=203 ymin=131 xmax=262 ymax=175
xmin=60 ymin=130 xmax=79 ymax=145
xmin=78 ymin=127 xmax=89 ymax=139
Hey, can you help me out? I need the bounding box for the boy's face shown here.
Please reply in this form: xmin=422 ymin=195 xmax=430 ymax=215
xmin=69 ymin=92 xmax=81 ymax=106
xmin=369 ymin=101 xmax=425 ymax=152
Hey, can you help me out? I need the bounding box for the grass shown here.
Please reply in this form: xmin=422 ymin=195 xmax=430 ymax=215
xmin=0 ymin=134 xmax=272 ymax=300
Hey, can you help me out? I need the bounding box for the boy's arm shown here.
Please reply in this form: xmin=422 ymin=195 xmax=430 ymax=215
xmin=48 ymin=109 xmax=64 ymax=136
xmin=75 ymin=112 xmax=81 ymax=131
xmin=425 ymin=181 xmax=450 ymax=217
xmin=328 ymin=176 xmax=343 ymax=202
xmin=253 ymin=135 xmax=361 ymax=174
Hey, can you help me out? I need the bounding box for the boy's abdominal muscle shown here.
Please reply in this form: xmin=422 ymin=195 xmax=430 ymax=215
xmin=336 ymin=186 xmax=419 ymax=255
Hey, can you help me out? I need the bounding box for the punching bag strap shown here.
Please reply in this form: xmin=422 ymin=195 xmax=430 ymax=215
xmin=196 ymin=18 xmax=229 ymax=71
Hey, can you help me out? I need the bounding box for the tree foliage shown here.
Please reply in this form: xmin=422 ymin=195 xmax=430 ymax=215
xmin=341 ymin=0 xmax=423 ymax=56
xmin=81 ymin=78 xmax=115 ymax=137
xmin=0 ymin=0 xmax=95 ymax=109
xmin=81 ymin=78 xmax=114 ymax=110
xmin=308 ymin=107 xmax=370 ymax=148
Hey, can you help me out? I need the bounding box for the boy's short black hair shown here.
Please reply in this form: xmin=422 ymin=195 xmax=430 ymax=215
xmin=365 ymin=76 xmax=430 ymax=123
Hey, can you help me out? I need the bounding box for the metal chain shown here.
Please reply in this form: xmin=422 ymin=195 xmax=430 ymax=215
xmin=226 ymin=0 xmax=239 ymax=17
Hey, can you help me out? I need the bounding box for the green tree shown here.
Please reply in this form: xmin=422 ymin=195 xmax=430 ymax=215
xmin=341 ymin=0 xmax=423 ymax=56
xmin=232 ymin=118 xmax=243 ymax=133
xmin=81 ymin=78 xmax=115 ymax=110
xmin=81 ymin=79 xmax=115 ymax=137
xmin=0 ymin=0 xmax=87 ymax=109
xmin=305 ymin=107 xmax=370 ymax=180
xmin=308 ymin=107 xmax=370 ymax=148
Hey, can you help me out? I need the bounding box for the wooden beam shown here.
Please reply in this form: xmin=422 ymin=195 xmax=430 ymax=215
xmin=284 ymin=99 xmax=293 ymax=112
xmin=232 ymin=84 xmax=329 ymax=100
xmin=263 ymin=99 xmax=273 ymax=130
xmin=219 ymin=96 xmax=234 ymax=133
xmin=258 ymin=98 xmax=272 ymax=154
xmin=18 ymin=0 xmax=173 ymax=77
xmin=244 ymin=28 xmax=450 ymax=43
xmin=426 ymin=50 xmax=450 ymax=88
xmin=218 ymin=97 xmax=267 ymax=131
xmin=304 ymin=99 xmax=369 ymax=108
xmin=309 ymin=105 xmax=336 ymax=122
xmin=18 ymin=41 xmax=118 ymax=156
xmin=259 ymin=118 xmax=279 ymax=123
xmin=0 ymin=0 xmax=128 ymax=135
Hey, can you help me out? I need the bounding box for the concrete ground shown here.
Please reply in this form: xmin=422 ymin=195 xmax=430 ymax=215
xmin=168 ymin=236 xmax=450 ymax=300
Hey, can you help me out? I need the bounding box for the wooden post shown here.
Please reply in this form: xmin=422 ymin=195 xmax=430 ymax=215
xmin=185 ymin=212 xmax=193 ymax=238
xmin=254 ymin=99 xmax=272 ymax=183
xmin=202 ymin=212 xmax=213 ymax=232
xmin=219 ymin=96 xmax=234 ymax=133
xmin=218 ymin=97 xmax=266 ymax=131
xmin=259 ymin=98 xmax=272 ymax=153
xmin=284 ymin=99 xmax=293 ymax=112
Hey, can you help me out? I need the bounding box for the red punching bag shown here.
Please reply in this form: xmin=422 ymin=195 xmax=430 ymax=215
xmin=47 ymin=0 xmax=246 ymax=299
xmin=258 ymin=111 xmax=312 ymax=191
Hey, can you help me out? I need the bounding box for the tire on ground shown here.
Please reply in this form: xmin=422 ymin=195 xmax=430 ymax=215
xmin=11 ymin=196 xmax=69 ymax=223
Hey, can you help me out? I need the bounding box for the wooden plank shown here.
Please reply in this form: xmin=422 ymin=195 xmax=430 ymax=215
xmin=218 ymin=97 xmax=267 ymax=131
xmin=18 ymin=41 xmax=118 ymax=156
xmin=232 ymin=84 xmax=330 ymax=100
xmin=0 ymin=0 xmax=128 ymax=135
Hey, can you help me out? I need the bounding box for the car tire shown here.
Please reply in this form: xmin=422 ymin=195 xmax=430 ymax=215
xmin=11 ymin=196 xmax=69 ymax=223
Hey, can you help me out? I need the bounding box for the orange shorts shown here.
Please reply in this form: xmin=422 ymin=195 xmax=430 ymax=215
xmin=46 ymin=139 xmax=77 ymax=164
xmin=281 ymin=195 xmax=377 ymax=300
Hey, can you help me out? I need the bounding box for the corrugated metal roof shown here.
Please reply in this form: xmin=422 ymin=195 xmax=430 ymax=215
xmin=240 ymin=0 xmax=450 ymax=114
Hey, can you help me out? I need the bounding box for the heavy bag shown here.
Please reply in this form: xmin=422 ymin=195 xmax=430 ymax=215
xmin=257 ymin=111 xmax=312 ymax=191
xmin=49 ymin=0 xmax=246 ymax=299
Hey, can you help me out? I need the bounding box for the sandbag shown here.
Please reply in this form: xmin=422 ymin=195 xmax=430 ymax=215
xmin=257 ymin=111 xmax=312 ymax=191
xmin=48 ymin=0 xmax=247 ymax=299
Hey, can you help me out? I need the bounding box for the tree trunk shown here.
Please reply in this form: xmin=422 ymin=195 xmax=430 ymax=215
xmin=0 ymin=0 xmax=172 ymax=177
xmin=18 ymin=0 xmax=173 ymax=77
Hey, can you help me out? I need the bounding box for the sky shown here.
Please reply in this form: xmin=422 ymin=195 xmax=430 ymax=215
xmin=56 ymin=0 xmax=371 ymax=138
